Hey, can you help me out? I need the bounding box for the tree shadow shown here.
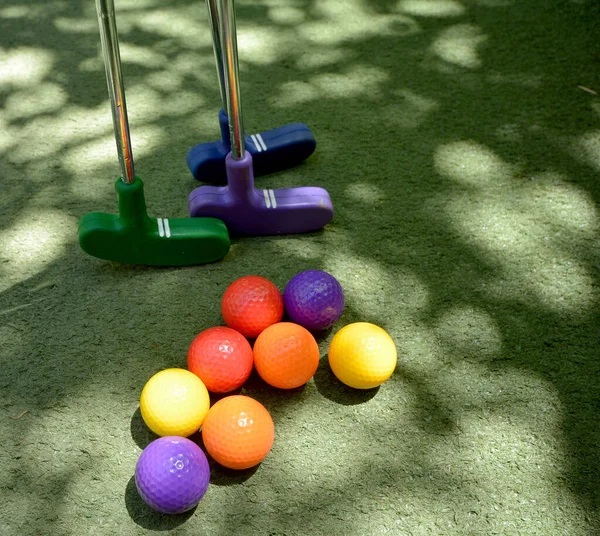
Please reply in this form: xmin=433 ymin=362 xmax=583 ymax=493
xmin=0 ymin=0 xmax=599 ymax=533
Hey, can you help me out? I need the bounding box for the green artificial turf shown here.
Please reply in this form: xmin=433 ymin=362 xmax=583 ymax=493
xmin=1 ymin=0 xmax=599 ymax=534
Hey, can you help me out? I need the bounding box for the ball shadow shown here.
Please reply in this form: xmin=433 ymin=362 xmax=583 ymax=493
xmin=313 ymin=354 xmax=380 ymax=405
xmin=124 ymin=475 xmax=196 ymax=530
xmin=184 ymin=431 xmax=260 ymax=486
xmin=130 ymin=407 xmax=159 ymax=450
xmin=238 ymin=368 xmax=309 ymax=407
xmin=312 ymin=326 xmax=334 ymax=344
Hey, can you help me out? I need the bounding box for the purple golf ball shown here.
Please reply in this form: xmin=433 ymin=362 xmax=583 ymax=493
xmin=135 ymin=436 xmax=210 ymax=515
xmin=283 ymin=270 xmax=345 ymax=331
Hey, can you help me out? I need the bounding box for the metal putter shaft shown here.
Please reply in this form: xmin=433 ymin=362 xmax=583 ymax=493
xmin=78 ymin=0 xmax=230 ymax=266
xmin=188 ymin=0 xmax=333 ymax=235
xmin=185 ymin=0 xmax=316 ymax=184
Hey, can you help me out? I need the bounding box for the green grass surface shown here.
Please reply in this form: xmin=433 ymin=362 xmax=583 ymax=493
xmin=1 ymin=0 xmax=599 ymax=534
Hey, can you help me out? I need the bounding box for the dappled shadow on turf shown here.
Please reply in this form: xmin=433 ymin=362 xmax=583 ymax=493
xmin=1 ymin=0 xmax=599 ymax=533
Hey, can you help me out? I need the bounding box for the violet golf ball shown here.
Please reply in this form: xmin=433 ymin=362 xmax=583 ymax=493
xmin=135 ymin=436 xmax=210 ymax=514
xmin=283 ymin=270 xmax=345 ymax=331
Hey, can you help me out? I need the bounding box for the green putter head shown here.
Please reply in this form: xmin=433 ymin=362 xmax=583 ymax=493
xmin=78 ymin=177 xmax=230 ymax=266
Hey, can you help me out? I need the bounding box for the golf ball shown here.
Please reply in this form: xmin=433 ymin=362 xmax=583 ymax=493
xmin=135 ymin=436 xmax=210 ymax=514
xmin=187 ymin=326 xmax=253 ymax=393
xmin=201 ymin=395 xmax=274 ymax=470
xmin=283 ymin=270 xmax=345 ymax=331
xmin=221 ymin=276 xmax=284 ymax=338
xmin=253 ymin=322 xmax=320 ymax=389
xmin=140 ymin=368 xmax=210 ymax=437
xmin=328 ymin=322 xmax=397 ymax=389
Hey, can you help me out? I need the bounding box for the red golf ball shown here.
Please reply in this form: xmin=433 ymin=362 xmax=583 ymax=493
xmin=187 ymin=327 xmax=254 ymax=393
xmin=221 ymin=276 xmax=284 ymax=338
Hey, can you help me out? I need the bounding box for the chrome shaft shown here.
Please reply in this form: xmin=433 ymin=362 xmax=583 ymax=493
xmin=216 ymin=0 xmax=245 ymax=159
xmin=206 ymin=0 xmax=227 ymax=110
xmin=96 ymin=0 xmax=135 ymax=183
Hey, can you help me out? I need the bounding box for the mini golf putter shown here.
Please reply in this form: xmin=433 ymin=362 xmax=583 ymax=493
xmin=186 ymin=109 xmax=316 ymax=184
xmin=78 ymin=0 xmax=229 ymax=266
xmin=185 ymin=0 xmax=316 ymax=185
xmin=188 ymin=0 xmax=333 ymax=236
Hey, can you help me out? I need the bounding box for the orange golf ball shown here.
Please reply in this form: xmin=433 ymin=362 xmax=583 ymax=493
xmin=201 ymin=395 xmax=274 ymax=470
xmin=253 ymin=322 xmax=320 ymax=389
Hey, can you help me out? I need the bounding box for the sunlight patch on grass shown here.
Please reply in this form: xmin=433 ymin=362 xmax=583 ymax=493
xmin=272 ymin=65 xmax=388 ymax=107
xmin=145 ymin=70 xmax=186 ymax=93
xmin=0 ymin=209 xmax=76 ymax=277
xmin=326 ymin=253 xmax=429 ymax=321
xmin=117 ymin=0 xmax=165 ymax=8
xmin=434 ymin=140 xmax=517 ymax=187
xmin=268 ymin=237 xmax=332 ymax=263
xmin=525 ymin=172 xmax=599 ymax=232
xmin=571 ymin=129 xmax=600 ymax=172
xmin=63 ymin=125 xmax=165 ymax=179
xmin=3 ymin=83 xmax=68 ymax=120
xmin=0 ymin=5 xmax=31 ymax=18
xmin=435 ymin=142 xmax=597 ymax=315
xmin=268 ymin=5 xmax=306 ymax=25
xmin=237 ymin=28 xmax=282 ymax=65
xmin=119 ymin=43 xmax=167 ymax=69
xmin=346 ymin=183 xmax=386 ymax=204
xmin=78 ymin=55 xmax=104 ymax=73
xmin=130 ymin=8 xmax=205 ymax=47
xmin=385 ymin=89 xmax=440 ymax=129
xmin=54 ymin=16 xmax=97 ymax=33
xmin=4 ymin=104 xmax=111 ymax=164
xmin=271 ymin=81 xmax=319 ymax=107
xmin=396 ymin=0 xmax=466 ymax=17
xmin=0 ymin=117 xmax=18 ymax=154
xmin=313 ymin=66 xmax=388 ymax=98
xmin=270 ymin=230 xmax=429 ymax=322
xmin=296 ymin=48 xmax=348 ymax=70
xmin=430 ymin=24 xmax=487 ymax=69
xmin=125 ymin=84 xmax=200 ymax=118
xmin=448 ymin=200 xmax=596 ymax=314
xmin=301 ymin=0 xmax=420 ymax=45
xmin=458 ymin=410 xmax=568 ymax=513
xmin=416 ymin=365 xmax=576 ymax=534
xmin=0 ymin=2 xmax=66 ymax=19
xmin=0 ymin=47 xmax=54 ymax=88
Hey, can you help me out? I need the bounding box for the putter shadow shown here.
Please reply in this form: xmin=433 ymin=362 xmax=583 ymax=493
xmin=313 ymin=354 xmax=380 ymax=405
xmin=125 ymin=475 xmax=196 ymax=530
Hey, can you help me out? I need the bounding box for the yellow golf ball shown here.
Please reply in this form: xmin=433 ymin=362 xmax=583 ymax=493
xmin=140 ymin=368 xmax=210 ymax=437
xmin=328 ymin=323 xmax=397 ymax=389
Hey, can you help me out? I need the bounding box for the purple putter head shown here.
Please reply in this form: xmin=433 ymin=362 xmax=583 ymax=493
xmin=284 ymin=270 xmax=345 ymax=331
xmin=135 ymin=436 xmax=210 ymax=515
xmin=189 ymin=152 xmax=333 ymax=235
xmin=188 ymin=0 xmax=333 ymax=235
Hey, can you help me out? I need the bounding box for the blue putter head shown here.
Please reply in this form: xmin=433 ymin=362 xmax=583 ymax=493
xmin=186 ymin=109 xmax=316 ymax=184
xmin=188 ymin=152 xmax=333 ymax=236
